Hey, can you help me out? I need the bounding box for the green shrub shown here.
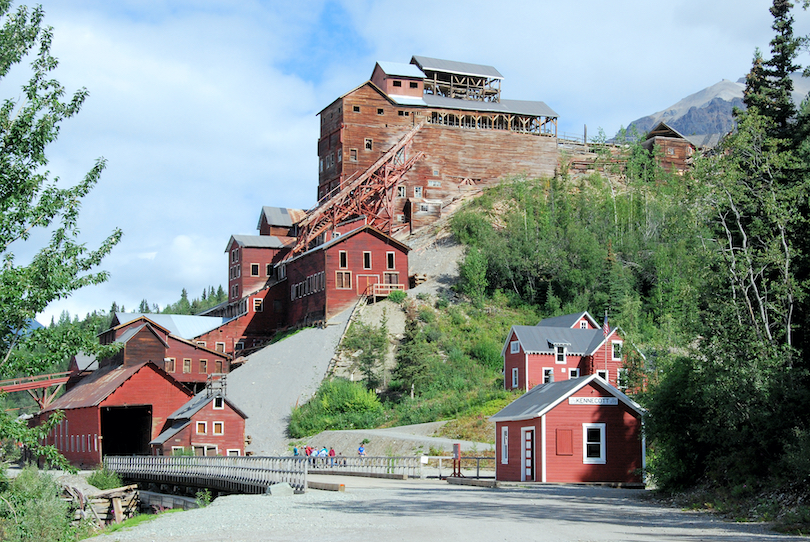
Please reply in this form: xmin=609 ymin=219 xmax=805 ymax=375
xmin=87 ymin=467 xmax=123 ymax=490
xmin=0 ymin=467 xmax=76 ymax=542
xmin=387 ymin=290 xmax=406 ymax=303
xmin=288 ymin=379 xmax=383 ymax=438
xmin=468 ymin=338 xmax=503 ymax=371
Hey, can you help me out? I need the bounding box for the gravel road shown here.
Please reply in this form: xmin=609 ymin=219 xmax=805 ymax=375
xmin=84 ymin=477 xmax=802 ymax=542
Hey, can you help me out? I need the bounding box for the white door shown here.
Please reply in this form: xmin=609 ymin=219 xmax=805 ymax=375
xmin=521 ymin=428 xmax=535 ymax=481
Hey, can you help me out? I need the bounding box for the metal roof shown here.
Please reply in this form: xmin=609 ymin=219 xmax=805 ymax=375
xmin=536 ymin=312 xmax=597 ymax=329
xmin=114 ymin=313 xmax=228 ymax=340
xmin=258 ymin=206 xmax=305 ymax=229
xmin=166 ymin=391 xmax=248 ymax=421
xmin=507 ymin=325 xmax=610 ymax=356
xmin=283 ymin=224 xmax=411 ymax=265
xmin=43 ymin=362 xmax=185 ymax=412
xmin=375 ymin=61 xmax=425 ymax=79
xmin=418 ymin=94 xmax=558 ymax=118
xmin=226 ymin=234 xmax=293 ymax=252
xmin=149 ymin=420 xmax=191 ymax=445
xmin=489 ymin=374 xmax=644 ymax=422
xmin=411 ymin=55 xmax=503 ymax=79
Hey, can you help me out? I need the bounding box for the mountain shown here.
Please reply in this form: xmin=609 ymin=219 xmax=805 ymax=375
xmin=624 ymin=74 xmax=810 ymax=145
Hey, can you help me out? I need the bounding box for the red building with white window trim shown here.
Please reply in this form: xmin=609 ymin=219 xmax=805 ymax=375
xmin=502 ymin=312 xmax=628 ymax=391
xmin=281 ymin=224 xmax=410 ymax=325
xmin=491 ymin=374 xmax=645 ymax=485
xmin=150 ymin=391 xmax=247 ymax=457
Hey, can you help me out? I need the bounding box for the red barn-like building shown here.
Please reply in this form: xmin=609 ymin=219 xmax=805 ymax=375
xmin=38 ymin=361 xmax=193 ymax=467
xmin=491 ymin=375 xmax=645 ymax=485
xmin=503 ymin=312 xmax=628 ymax=391
xmin=150 ymin=391 xmax=247 ymax=457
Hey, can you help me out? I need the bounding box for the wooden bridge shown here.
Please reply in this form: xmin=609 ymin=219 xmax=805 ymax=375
xmin=0 ymin=371 xmax=72 ymax=409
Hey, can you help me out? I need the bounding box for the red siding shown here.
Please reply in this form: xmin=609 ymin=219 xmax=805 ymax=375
xmin=161 ymin=336 xmax=231 ymax=385
xmin=155 ymin=400 xmax=246 ymax=456
xmin=42 ymin=407 xmax=102 ymax=466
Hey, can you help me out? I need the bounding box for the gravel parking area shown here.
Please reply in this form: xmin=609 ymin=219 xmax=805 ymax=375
xmin=85 ymin=478 xmax=803 ymax=542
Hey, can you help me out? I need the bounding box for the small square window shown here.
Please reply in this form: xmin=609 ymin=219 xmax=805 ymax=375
xmin=612 ymin=341 xmax=623 ymax=360
xmin=336 ymin=271 xmax=352 ymax=289
xmin=398 ymin=111 xmax=405 ymax=116
xmin=365 ymin=138 xmax=373 ymax=151
xmin=410 ymin=82 xmax=418 ymax=89
xmin=196 ymin=422 xmax=207 ymax=435
xmin=543 ymin=368 xmax=554 ymax=383
xmin=215 ymin=342 xmax=225 ymax=353
xmin=510 ymin=341 xmax=520 ymax=354
xmin=377 ymin=108 xmax=384 ymax=115
xmin=165 ymin=358 xmax=176 ymax=373
xmin=392 ymin=80 xmax=402 ymax=87
xmin=213 ymin=396 xmax=224 ymax=410
xmin=569 ymin=368 xmax=580 ymax=378
xmin=580 ymin=321 xmax=588 ymax=329
xmin=414 ymin=186 xmax=423 ymax=198
xmin=213 ymin=422 xmax=224 ymax=435
xmin=353 ymin=105 xmax=360 ymax=112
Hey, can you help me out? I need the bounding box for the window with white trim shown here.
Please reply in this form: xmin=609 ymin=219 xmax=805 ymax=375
xmin=555 ymin=345 xmax=566 ymax=364
xmin=213 ymin=421 xmax=224 ymax=435
xmin=597 ymin=370 xmax=608 ymax=381
xmin=339 ymin=250 xmax=348 ymax=268
xmin=215 ymin=342 xmax=225 ymax=353
xmin=227 ymin=449 xmax=241 ymax=456
xmin=569 ymin=368 xmax=580 ymax=378
xmin=510 ymin=340 xmax=520 ymax=354
xmin=254 ymin=298 xmax=263 ymax=312
xmin=251 ymin=263 xmax=259 ymax=276
xmin=414 ymin=186 xmax=423 ymax=198
xmin=501 ymin=426 xmax=508 ymax=464
xmin=196 ymin=421 xmax=207 ymax=435
xmin=397 ymin=186 xmax=406 ymax=198
xmin=363 ymin=251 xmax=372 ymax=269
xmin=583 ymin=423 xmax=606 ymax=464
xmin=612 ymin=341 xmax=623 ymax=360
xmin=336 ymin=271 xmax=351 ymax=289
xmin=543 ymin=368 xmax=554 ymax=383
xmin=183 ymin=358 xmax=191 ymax=373
xmin=387 ymin=252 xmax=395 ymax=269
xmin=617 ymin=368 xmax=629 ymax=390
xmin=165 ymin=357 xmax=176 ymax=373
xmin=580 ymin=321 xmax=588 ymax=329
xmin=213 ymin=396 xmax=224 ymax=410
xmin=511 ymin=367 xmax=519 ymax=388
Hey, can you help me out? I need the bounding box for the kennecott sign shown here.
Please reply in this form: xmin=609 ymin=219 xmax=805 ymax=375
xmin=569 ymin=397 xmax=618 ymax=406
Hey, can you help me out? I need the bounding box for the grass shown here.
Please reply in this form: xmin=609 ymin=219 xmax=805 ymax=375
xmin=86 ymin=467 xmax=123 ymax=490
xmin=91 ymin=508 xmax=184 ymax=537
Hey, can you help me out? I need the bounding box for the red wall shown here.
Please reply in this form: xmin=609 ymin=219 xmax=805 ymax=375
xmin=495 ymin=383 xmax=643 ymax=484
xmin=42 ymin=407 xmax=102 ymax=467
xmin=162 ymin=336 xmax=231 ymax=385
xmin=155 ymin=400 xmax=246 ymax=456
xmin=101 ymin=365 xmax=192 ymax=444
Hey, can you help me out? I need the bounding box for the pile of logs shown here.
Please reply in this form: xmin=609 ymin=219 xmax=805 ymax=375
xmin=410 ymin=273 xmax=427 ymax=287
xmin=63 ymin=484 xmax=139 ymax=527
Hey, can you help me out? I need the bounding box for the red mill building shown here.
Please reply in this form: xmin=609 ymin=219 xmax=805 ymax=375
xmin=317 ymin=55 xmax=559 ymax=230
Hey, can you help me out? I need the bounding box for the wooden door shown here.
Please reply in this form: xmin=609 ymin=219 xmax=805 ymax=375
xmin=356 ymin=274 xmax=379 ymax=295
xmin=522 ymin=428 xmax=535 ymax=481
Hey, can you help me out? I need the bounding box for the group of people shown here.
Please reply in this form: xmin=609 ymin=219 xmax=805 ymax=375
xmin=292 ymin=443 xmax=368 ymax=466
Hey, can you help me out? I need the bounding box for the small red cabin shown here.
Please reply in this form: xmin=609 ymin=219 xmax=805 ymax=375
xmin=491 ymin=374 xmax=645 ymax=485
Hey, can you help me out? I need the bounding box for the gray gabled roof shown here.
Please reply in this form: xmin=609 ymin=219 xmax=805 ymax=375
xmin=115 ymin=323 xmax=169 ymax=348
xmin=489 ymin=374 xmax=644 ymax=422
xmin=226 ymin=234 xmax=291 ymax=252
xmin=166 ymin=391 xmax=248 ymax=421
xmin=536 ymin=312 xmax=598 ymax=329
xmin=411 ymin=55 xmax=503 ymax=80
xmin=258 ymin=206 xmax=305 ymax=229
xmin=149 ymin=420 xmax=191 ymax=446
xmin=113 ymin=313 xmax=228 ymax=341
xmin=506 ymin=325 xmax=612 ymax=356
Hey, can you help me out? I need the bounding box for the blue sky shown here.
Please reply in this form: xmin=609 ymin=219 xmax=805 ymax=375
xmin=6 ymin=0 xmax=808 ymax=324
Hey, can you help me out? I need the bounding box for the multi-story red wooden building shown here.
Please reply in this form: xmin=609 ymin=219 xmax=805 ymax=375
xmin=317 ymin=55 xmax=559 ymax=228
xmin=150 ymin=390 xmax=247 ymax=457
xmin=502 ymin=312 xmax=628 ymax=391
xmin=100 ymin=314 xmax=232 ymax=394
xmin=491 ymin=374 xmax=645 ymax=484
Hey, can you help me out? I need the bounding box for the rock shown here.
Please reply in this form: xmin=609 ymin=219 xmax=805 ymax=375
xmin=266 ymin=482 xmax=294 ymax=497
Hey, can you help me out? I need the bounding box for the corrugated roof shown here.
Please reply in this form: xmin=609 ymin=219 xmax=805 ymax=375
xmin=166 ymin=391 xmax=248 ymax=421
xmin=43 ymin=362 xmax=150 ymax=411
xmin=411 ymin=55 xmax=503 ymax=79
xmin=420 ymin=94 xmax=557 ymax=118
xmin=509 ymin=325 xmax=607 ymax=356
xmin=226 ymin=234 xmax=293 ymax=252
xmin=490 ymin=374 xmax=644 ymax=422
xmin=284 ymin=225 xmax=411 ymax=265
xmin=536 ymin=312 xmax=596 ymax=329
xmin=387 ymin=95 xmax=428 ymax=107
xmin=376 ymin=61 xmax=425 ymax=79
xmin=258 ymin=206 xmax=306 ymax=229
xmin=114 ymin=313 xmax=228 ymax=340
xmin=149 ymin=420 xmax=191 ymax=445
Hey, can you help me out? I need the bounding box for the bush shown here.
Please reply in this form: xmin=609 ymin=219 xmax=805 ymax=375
xmin=87 ymin=467 xmax=123 ymax=490
xmin=387 ymin=289 xmax=406 ymax=303
xmin=0 ymin=467 xmax=76 ymax=542
xmin=288 ymin=379 xmax=384 ymax=438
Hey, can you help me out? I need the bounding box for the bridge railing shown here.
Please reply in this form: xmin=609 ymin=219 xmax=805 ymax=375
xmin=305 ymin=455 xmax=422 ymax=477
xmin=104 ymin=455 xmax=308 ymax=494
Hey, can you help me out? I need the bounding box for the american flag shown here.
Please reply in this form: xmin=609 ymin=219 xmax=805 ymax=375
xmin=602 ymin=314 xmax=609 ymax=337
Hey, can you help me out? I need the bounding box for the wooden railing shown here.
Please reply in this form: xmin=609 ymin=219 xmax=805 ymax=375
xmin=306 ymin=455 xmax=422 ymax=477
xmin=104 ymin=456 xmax=308 ymax=494
xmin=369 ymin=283 xmax=405 ymax=298
xmin=0 ymin=371 xmax=71 ymax=393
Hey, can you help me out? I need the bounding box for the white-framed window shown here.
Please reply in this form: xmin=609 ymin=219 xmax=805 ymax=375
xmin=196 ymin=421 xmax=207 ymax=435
xmin=254 ymin=298 xmax=263 ymax=312
xmin=213 ymin=396 xmax=224 ymax=410
xmin=397 ymin=186 xmax=406 ymax=198
xmin=511 ymin=367 xmax=519 ymax=388
xmin=569 ymin=368 xmax=580 ymax=379
xmin=231 ymin=248 xmax=239 ymax=263
xmin=612 ymin=341 xmax=623 ymax=360
xmin=196 ymin=341 xmax=206 ymax=347
xmin=364 ymin=138 xmax=373 ymax=150
xmin=199 ymin=359 xmax=207 ymax=373
xmin=336 ymin=271 xmax=351 ymax=289
xmin=583 ymin=423 xmax=606 ymax=464
xmin=363 ymin=251 xmax=372 ymax=269
xmin=337 ymin=148 xmax=342 ymax=162
xmin=580 ymin=321 xmax=588 ymax=329
xmin=414 ymin=186 xmax=423 ymax=198
xmin=251 ymin=263 xmax=259 ymax=276
xmin=235 ymin=342 xmax=244 ymax=351
xmin=617 ymin=368 xmax=629 ymax=390
xmin=213 ymin=421 xmax=224 ymax=435
xmin=339 ymin=250 xmax=348 ymax=268
xmin=428 ymin=180 xmax=441 ymax=187
xmin=215 ymin=342 xmax=225 ymax=353
xmin=597 ymin=369 xmax=608 ymax=381
xmin=227 ymin=449 xmax=241 ymax=456
xmin=501 ymin=426 xmax=509 ymax=464
xmin=555 ymin=345 xmax=566 ymax=364
xmin=165 ymin=357 xmax=176 ymax=373
xmin=350 ymin=148 xmax=357 ymax=161
xmin=171 ymin=446 xmax=185 ymax=455
xmin=543 ymin=368 xmax=554 ymax=383
xmin=510 ymin=340 xmax=520 ymax=354
xmin=183 ymin=358 xmax=191 ymax=373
